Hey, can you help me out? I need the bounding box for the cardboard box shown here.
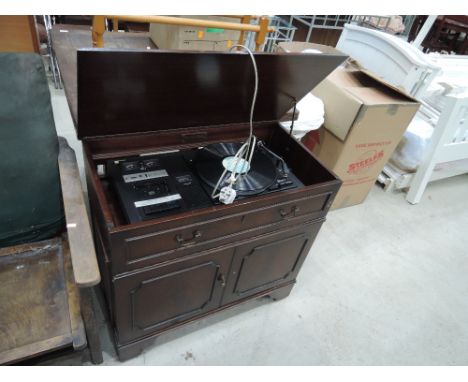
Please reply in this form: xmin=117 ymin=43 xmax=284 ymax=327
xmin=311 ymin=63 xmax=420 ymax=209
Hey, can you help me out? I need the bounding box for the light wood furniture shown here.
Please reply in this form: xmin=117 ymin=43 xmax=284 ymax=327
xmin=91 ymin=15 xmax=274 ymax=51
xmin=0 ymin=16 xmax=40 ymax=53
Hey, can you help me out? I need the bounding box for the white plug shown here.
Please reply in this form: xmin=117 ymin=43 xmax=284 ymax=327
xmin=219 ymin=186 xmax=237 ymax=204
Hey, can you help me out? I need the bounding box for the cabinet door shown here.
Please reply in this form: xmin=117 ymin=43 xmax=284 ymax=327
xmin=113 ymin=247 xmax=233 ymax=344
xmin=222 ymin=220 xmax=323 ymax=304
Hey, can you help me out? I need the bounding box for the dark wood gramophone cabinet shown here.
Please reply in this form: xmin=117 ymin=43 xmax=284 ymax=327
xmin=77 ymin=49 xmax=346 ymax=361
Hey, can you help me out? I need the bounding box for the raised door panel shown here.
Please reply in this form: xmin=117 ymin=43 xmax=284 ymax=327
xmin=222 ymin=220 xmax=323 ymax=304
xmin=113 ymin=247 xmax=233 ymax=344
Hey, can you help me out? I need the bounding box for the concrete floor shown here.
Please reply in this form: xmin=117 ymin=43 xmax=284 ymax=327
xmin=49 ymin=83 xmax=468 ymax=366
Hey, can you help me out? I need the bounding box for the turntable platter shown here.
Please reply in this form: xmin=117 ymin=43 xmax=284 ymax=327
xmin=195 ymin=142 xmax=278 ymax=196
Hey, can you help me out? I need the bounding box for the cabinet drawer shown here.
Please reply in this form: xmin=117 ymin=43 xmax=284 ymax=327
xmin=240 ymin=191 xmax=332 ymax=230
xmin=123 ymin=214 xmax=243 ymax=267
xmin=113 ymin=246 xmax=233 ymax=344
xmin=118 ymin=191 xmax=333 ymax=272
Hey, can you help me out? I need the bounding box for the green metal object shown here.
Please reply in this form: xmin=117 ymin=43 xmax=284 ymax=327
xmin=206 ymin=28 xmax=225 ymax=33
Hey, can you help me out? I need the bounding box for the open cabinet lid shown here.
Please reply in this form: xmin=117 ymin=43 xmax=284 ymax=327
xmin=77 ymin=49 xmax=347 ymax=139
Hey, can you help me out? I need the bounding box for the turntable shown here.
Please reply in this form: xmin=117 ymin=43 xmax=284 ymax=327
xmin=77 ymin=48 xmax=346 ymax=361
xmin=107 ymin=140 xmax=304 ymax=224
xmin=192 ymin=141 xmax=302 ymax=197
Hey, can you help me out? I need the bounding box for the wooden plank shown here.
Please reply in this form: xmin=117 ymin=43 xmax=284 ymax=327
xmin=58 ymin=137 xmax=100 ymax=287
xmin=407 ymin=95 xmax=466 ymax=204
xmin=382 ymin=158 xmax=468 ymax=192
xmin=107 ymin=15 xmax=271 ymax=33
xmin=0 ymin=16 xmax=39 ymax=53
xmin=79 ymin=287 xmax=104 ymax=364
xmin=432 ymin=160 xmax=468 ymax=181
xmin=61 ymin=238 xmax=87 ymax=350
xmin=27 ymin=16 xmax=40 ymax=53
xmin=0 ymin=239 xmax=73 ymax=364
xmin=436 ymin=142 xmax=468 ymax=163
xmin=0 ymin=335 xmax=72 ymax=365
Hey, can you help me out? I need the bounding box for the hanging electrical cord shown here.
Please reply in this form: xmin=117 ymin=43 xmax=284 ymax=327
xmin=211 ymin=44 xmax=259 ymax=204
xmin=289 ymin=99 xmax=297 ymax=138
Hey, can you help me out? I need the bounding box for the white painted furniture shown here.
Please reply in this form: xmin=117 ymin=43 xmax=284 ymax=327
xmin=405 ymin=95 xmax=467 ymax=203
xmin=381 ymin=52 xmax=468 ymax=204
xmin=336 ymin=23 xmax=441 ymax=98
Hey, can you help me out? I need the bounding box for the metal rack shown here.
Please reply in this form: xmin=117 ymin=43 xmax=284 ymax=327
xmin=353 ymin=15 xmax=417 ymax=38
xmin=263 ymin=16 xmax=297 ymax=52
xmin=291 ymin=15 xmax=354 ymax=42
xmin=352 ymin=15 xmax=393 ymax=32
xmin=285 ymin=15 xmax=417 ymax=44
xmin=43 ymin=15 xmax=63 ymax=89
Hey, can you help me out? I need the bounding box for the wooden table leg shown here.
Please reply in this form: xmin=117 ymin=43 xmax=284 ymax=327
xmin=80 ymin=287 xmax=104 ymax=364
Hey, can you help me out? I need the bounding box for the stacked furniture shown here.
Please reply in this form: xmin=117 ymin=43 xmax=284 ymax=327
xmin=410 ymin=16 xmax=468 ymax=55
xmin=337 ymin=23 xmax=441 ymax=98
xmin=337 ymin=23 xmax=468 ymax=204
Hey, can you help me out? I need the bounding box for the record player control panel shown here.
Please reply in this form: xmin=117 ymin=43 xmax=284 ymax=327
xmin=106 ymin=153 xmax=213 ymax=224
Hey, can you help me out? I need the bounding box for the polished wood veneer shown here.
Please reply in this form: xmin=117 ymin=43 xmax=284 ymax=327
xmin=79 ymin=49 xmax=345 ymax=361
xmin=85 ymin=122 xmax=341 ymax=360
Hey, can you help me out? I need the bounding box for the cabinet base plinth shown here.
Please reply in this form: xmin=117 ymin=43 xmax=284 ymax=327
xmin=268 ymin=283 xmax=294 ymax=301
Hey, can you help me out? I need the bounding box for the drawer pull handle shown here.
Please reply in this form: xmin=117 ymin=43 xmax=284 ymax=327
xmin=175 ymin=230 xmax=202 ymax=245
xmin=217 ymin=273 xmax=226 ymax=288
xmin=279 ymin=206 xmax=300 ymax=218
